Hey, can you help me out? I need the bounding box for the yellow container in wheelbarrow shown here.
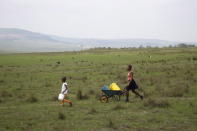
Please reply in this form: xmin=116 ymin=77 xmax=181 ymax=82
xmin=109 ymin=83 xmax=121 ymax=90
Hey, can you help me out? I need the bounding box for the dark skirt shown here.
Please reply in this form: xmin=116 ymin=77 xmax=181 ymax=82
xmin=126 ymin=79 xmax=138 ymax=91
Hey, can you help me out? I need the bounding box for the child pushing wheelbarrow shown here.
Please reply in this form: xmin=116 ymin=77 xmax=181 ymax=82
xmin=100 ymin=65 xmax=144 ymax=103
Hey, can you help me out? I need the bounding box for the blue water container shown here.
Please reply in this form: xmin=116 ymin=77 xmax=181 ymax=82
xmin=102 ymin=85 xmax=109 ymax=90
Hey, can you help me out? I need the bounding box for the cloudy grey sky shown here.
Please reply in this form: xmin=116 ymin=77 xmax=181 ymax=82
xmin=0 ymin=0 xmax=197 ymax=42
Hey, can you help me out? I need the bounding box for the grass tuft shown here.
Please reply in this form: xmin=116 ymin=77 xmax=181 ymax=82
xmin=0 ymin=90 xmax=12 ymax=98
xmin=51 ymin=95 xmax=58 ymax=101
xmin=144 ymin=98 xmax=170 ymax=108
xmin=113 ymin=104 xmax=125 ymax=110
xmin=95 ymin=92 xmax=102 ymax=100
xmin=0 ymin=80 xmax=5 ymax=83
xmin=106 ymin=118 xmax=116 ymax=129
xmin=163 ymin=86 xmax=189 ymax=97
xmin=88 ymin=107 xmax=97 ymax=114
xmin=76 ymin=90 xmax=89 ymax=100
xmin=26 ymin=95 xmax=38 ymax=103
xmin=88 ymin=89 xmax=95 ymax=95
xmin=192 ymin=57 xmax=197 ymax=61
xmin=58 ymin=112 xmax=65 ymax=120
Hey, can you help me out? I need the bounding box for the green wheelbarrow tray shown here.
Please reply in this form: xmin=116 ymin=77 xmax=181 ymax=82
xmin=102 ymin=90 xmax=123 ymax=97
xmin=100 ymin=90 xmax=125 ymax=103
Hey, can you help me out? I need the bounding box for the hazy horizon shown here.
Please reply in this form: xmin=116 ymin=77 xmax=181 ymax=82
xmin=1 ymin=0 xmax=197 ymax=42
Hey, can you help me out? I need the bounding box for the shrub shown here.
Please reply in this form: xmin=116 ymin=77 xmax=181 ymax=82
xmin=26 ymin=96 xmax=38 ymax=103
xmin=58 ymin=112 xmax=65 ymax=120
xmin=144 ymin=98 xmax=170 ymax=108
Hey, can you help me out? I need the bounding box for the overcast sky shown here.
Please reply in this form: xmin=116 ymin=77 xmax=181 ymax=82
xmin=0 ymin=0 xmax=197 ymax=42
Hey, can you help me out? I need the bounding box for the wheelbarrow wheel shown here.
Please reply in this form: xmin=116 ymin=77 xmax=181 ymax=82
xmin=100 ymin=95 xmax=108 ymax=103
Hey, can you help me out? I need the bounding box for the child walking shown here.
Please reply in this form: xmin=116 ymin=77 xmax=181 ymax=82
xmin=125 ymin=65 xmax=143 ymax=102
xmin=59 ymin=76 xmax=72 ymax=107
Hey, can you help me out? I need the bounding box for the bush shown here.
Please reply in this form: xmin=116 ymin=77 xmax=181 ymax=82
xmin=58 ymin=112 xmax=65 ymax=120
xmin=144 ymin=98 xmax=170 ymax=108
xmin=26 ymin=96 xmax=38 ymax=103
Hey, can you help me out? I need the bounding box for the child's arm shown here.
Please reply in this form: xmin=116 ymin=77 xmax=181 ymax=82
xmin=131 ymin=72 xmax=133 ymax=79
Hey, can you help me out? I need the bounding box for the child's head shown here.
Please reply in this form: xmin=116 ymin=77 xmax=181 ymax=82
xmin=127 ymin=64 xmax=132 ymax=71
xmin=61 ymin=76 xmax=67 ymax=83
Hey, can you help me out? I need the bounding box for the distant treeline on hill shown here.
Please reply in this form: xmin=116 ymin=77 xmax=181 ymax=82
xmin=89 ymin=43 xmax=196 ymax=50
xmin=175 ymin=43 xmax=196 ymax=48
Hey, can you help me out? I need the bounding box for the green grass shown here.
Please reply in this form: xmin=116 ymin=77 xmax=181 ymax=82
xmin=0 ymin=47 xmax=197 ymax=131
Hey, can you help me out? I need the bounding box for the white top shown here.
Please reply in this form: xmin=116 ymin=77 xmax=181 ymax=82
xmin=61 ymin=82 xmax=68 ymax=95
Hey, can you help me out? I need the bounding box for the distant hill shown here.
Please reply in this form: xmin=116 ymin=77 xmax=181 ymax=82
xmin=0 ymin=28 xmax=196 ymax=53
xmin=0 ymin=28 xmax=79 ymax=53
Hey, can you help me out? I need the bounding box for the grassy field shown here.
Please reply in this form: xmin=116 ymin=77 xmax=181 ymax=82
xmin=0 ymin=47 xmax=197 ymax=131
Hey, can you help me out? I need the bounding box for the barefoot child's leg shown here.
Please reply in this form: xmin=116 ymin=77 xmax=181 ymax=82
xmin=64 ymin=99 xmax=72 ymax=106
xmin=131 ymin=89 xmax=143 ymax=100
xmin=62 ymin=95 xmax=72 ymax=106
xmin=60 ymin=99 xmax=72 ymax=106
xmin=60 ymin=100 xmax=64 ymax=106
xmin=125 ymin=86 xmax=130 ymax=102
